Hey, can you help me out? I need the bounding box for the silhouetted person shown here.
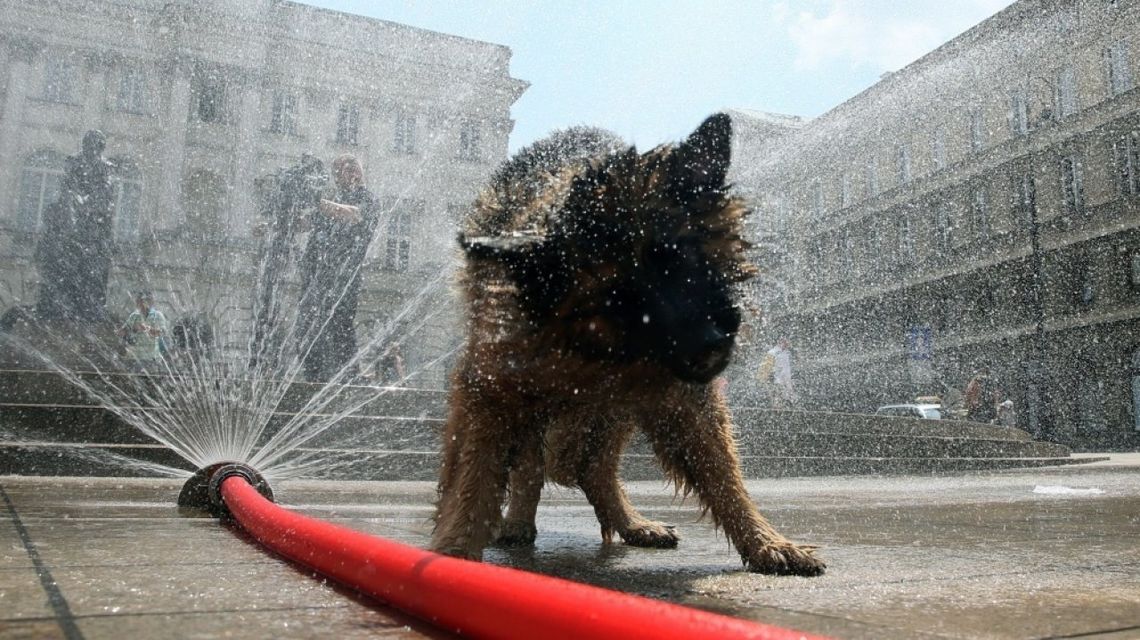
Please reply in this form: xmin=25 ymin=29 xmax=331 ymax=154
xmin=965 ymin=368 xmax=999 ymax=424
xmin=295 ymin=154 xmax=379 ymax=382
xmin=35 ymin=130 xmax=115 ymax=323
xmin=249 ymin=154 xmax=327 ymax=370
xmin=376 ymin=343 xmax=406 ymax=384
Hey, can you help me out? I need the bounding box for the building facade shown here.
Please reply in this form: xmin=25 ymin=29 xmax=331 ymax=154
xmin=0 ymin=0 xmax=527 ymax=388
xmin=736 ymin=0 xmax=1140 ymax=449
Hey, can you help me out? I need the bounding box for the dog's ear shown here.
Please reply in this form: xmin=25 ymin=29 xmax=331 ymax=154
xmin=670 ymin=113 xmax=732 ymax=199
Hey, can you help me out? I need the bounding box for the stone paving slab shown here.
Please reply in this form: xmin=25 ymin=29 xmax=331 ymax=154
xmin=2 ymin=458 xmax=1140 ymax=639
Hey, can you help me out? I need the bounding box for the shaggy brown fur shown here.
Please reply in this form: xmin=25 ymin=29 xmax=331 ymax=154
xmin=431 ymin=114 xmax=824 ymax=576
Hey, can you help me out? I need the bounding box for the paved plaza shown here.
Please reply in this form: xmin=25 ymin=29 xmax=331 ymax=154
xmin=2 ymin=454 xmax=1139 ymax=639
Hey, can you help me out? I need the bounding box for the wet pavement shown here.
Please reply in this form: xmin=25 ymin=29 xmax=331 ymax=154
xmin=2 ymin=454 xmax=1139 ymax=639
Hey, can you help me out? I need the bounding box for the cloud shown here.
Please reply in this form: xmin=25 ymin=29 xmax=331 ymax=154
xmin=778 ymin=1 xmax=988 ymax=73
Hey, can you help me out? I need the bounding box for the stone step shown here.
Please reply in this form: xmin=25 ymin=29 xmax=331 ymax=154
xmin=0 ymin=404 xmax=445 ymax=449
xmin=1 ymin=403 xmax=1064 ymax=461
xmin=0 ymin=443 xmax=1106 ymax=481
xmin=0 ymin=369 xmax=448 ymax=418
xmin=732 ymin=407 xmax=1033 ymax=441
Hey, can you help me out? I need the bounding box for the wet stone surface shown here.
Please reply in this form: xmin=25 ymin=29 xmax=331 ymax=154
xmin=1 ymin=458 xmax=1139 ymax=639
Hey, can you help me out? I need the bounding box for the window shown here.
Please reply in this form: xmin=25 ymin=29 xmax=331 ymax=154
xmin=117 ymin=65 xmax=148 ymax=114
xmin=1078 ymin=262 xmax=1096 ymax=306
xmin=41 ymin=58 xmax=76 ymax=104
xmin=971 ymin=185 xmax=989 ymax=239
xmin=269 ymin=91 xmax=298 ymax=135
xmin=896 ymin=143 xmax=912 ymax=184
xmin=897 ymin=210 xmax=915 ymax=263
xmin=111 ymin=160 xmax=143 ymax=242
xmin=932 ymin=128 xmax=946 ymax=171
xmin=1013 ymin=172 xmax=1037 ymax=230
xmin=192 ymin=69 xmax=226 ymax=123
xmin=970 ymin=109 xmax=985 ymax=151
xmin=840 ymin=173 xmax=852 ymax=208
xmin=336 ymin=104 xmax=360 ymax=145
xmin=1055 ymin=64 xmax=1079 ymax=119
xmin=865 ymin=158 xmax=879 ymax=197
xmin=810 ymin=181 xmax=824 ymax=218
xmin=1060 ymin=154 xmax=1085 ymax=215
xmin=841 ymin=228 xmax=854 ymax=271
xmin=869 ymin=221 xmax=883 ymax=266
xmin=1076 ymin=377 xmax=1107 ymax=431
xmin=1010 ymin=89 xmax=1029 ymax=135
xmin=934 ymin=201 xmax=952 ymax=253
xmin=384 ymin=198 xmax=420 ymax=271
xmin=1106 ymin=39 xmax=1134 ymax=97
xmin=16 ymin=150 xmax=65 ymax=232
xmin=1114 ymin=130 xmax=1140 ymax=197
xmin=394 ymin=111 xmax=416 ymax=155
xmin=810 ymin=236 xmax=825 ymax=279
xmin=459 ymin=119 xmax=481 ymax=161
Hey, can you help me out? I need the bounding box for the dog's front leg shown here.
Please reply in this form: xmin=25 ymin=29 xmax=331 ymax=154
xmin=495 ymin=425 xmax=544 ymax=547
xmin=643 ymin=386 xmax=825 ymax=576
xmin=431 ymin=394 xmax=514 ymax=561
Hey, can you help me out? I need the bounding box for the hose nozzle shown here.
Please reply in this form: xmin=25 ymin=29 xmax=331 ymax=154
xmin=178 ymin=462 xmax=274 ymax=519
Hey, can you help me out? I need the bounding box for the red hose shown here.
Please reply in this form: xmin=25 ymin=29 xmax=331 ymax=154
xmin=221 ymin=476 xmax=828 ymax=640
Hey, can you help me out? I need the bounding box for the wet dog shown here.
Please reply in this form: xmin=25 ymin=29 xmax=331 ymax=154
xmin=431 ymin=114 xmax=824 ymax=576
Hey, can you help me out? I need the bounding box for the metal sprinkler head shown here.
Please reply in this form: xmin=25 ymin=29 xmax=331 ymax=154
xmin=178 ymin=462 xmax=274 ymax=519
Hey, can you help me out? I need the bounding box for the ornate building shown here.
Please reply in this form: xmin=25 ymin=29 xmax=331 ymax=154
xmin=735 ymin=0 xmax=1140 ymax=449
xmin=0 ymin=0 xmax=527 ymax=387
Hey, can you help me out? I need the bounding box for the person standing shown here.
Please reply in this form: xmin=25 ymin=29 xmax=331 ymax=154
xmin=965 ymin=368 xmax=999 ymax=424
xmin=249 ymin=154 xmax=327 ymax=370
xmin=36 ymin=130 xmax=115 ymax=323
xmin=295 ymin=154 xmax=380 ymax=382
xmin=117 ymin=291 xmax=168 ymax=370
xmin=376 ymin=343 xmax=407 ymax=384
xmin=764 ymin=336 xmax=798 ymax=409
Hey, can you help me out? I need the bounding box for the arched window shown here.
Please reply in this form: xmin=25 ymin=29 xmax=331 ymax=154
xmin=111 ymin=158 xmax=144 ymax=241
xmin=16 ymin=149 xmax=66 ymax=233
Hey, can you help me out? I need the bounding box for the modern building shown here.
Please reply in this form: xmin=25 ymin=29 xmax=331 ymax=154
xmin=734 ymin=0 xmax=1140 ymax=449
xmin=0 ymin=0 xmax=527 ymax=388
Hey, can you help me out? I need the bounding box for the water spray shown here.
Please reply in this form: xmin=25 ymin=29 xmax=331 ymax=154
xmin=180 ymin=463 xmax=828 ymax=640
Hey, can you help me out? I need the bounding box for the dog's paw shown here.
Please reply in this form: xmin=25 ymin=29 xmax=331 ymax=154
xmin=493 ymin=519 xmax=537 ymax=547
xmin=621 ymin=521 xmax=680 ymax=548
xmin=745 ymin=542 xmax=826 ymax=576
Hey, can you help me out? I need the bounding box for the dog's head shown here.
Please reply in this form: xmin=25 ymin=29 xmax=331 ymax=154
xmin=463 ymin=113 xmax=754 ymax=384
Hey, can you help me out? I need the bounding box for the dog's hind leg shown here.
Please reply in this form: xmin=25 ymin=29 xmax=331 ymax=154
xmin=431 ymin=389 xmax=516 ymax=561
xmin=642 ymin=385 xmax=825 ymax=576
xmin=494 ymin=427 xmax=544 ymax=547
xmin=571 ymin=416 xmax=679 ymax=548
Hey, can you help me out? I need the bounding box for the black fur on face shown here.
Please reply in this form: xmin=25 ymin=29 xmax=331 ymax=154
xmin=460 ymin=114 xmax=750 ymax=384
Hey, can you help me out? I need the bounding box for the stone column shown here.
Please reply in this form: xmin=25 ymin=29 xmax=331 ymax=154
xmin=0 ymin=39 xmax=38 ymax=217
xmin=157 ymin=58 xmax=191 ymax=230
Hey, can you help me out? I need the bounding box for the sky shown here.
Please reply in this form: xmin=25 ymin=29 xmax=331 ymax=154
xmin=308 ymin=1 xmax=1016 ymax=153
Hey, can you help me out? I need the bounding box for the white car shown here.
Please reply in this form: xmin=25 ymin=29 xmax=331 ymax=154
xmin=875 ymin=404 xmax=943 ymax=420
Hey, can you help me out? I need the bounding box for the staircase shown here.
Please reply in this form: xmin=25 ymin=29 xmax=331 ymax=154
xmin=0 ymin=369 xmax=1103 ymax=479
